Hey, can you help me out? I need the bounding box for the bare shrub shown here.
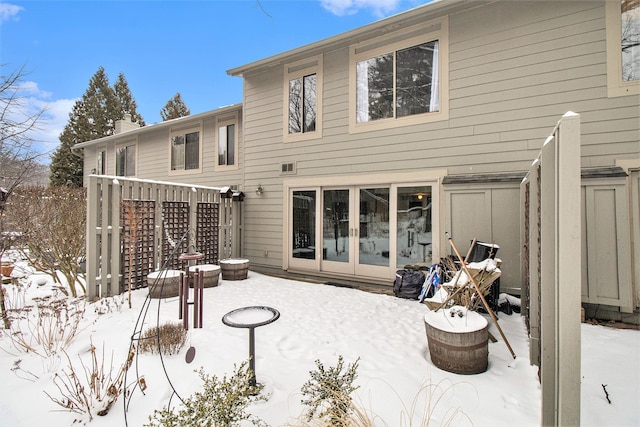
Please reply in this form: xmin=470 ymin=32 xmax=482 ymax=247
xmin=6 ymin=186 xmax=86 ymax=297
xmin=93 ymin=295 xmax=123 ymax=315
xmin=45 ymin=340 xmax=135 ymax=422
xmin=1 ymin=292 xmax=85 ymax=361
xmin=138 ymin=322 xmax=187 ymax=355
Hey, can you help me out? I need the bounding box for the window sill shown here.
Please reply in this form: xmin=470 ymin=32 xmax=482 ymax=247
xmin=168 ymin=168 xmax=202 ymax=176
xmin=215 ymin=164 xmax=239 ymax=172
xmin=283 ymin=130 xmax=323 ymax=143
xmin=349 ymin=109 xmax=449 ymax=134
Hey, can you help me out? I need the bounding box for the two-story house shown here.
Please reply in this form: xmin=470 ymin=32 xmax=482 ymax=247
xmin=77 ymin=0 xmax=639 ymax=321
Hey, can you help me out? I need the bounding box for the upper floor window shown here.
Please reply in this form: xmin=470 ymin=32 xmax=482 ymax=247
xmin=218 ymin=124 xmax=235 ymax=166
xmin=283 ymin=55 xmax=323 ymax=142
xmin=116 ymin=142 xmax=136 ymax=177
xmin=170 ymin=127 xmax=201 ymax=172
xmin=289 ymin=74 xmax=316 ymax=133
xmin=216 ymin=112 xmax=239 ymax=170
xmin=606 ymin=0 xmax=640 ymax=97
xmin=356 ymin=40 xmax=439 ymax=123
xmin=349 ymin=17 xmax=448 ymax=133
xmin=621 ymin=0 xmax=639 ymax=82
xmin=97 ymin=149 xmax=105 ymax=174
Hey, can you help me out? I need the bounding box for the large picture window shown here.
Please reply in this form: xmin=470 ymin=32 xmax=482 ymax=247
xmin=283 ymin=55 xmax=323 ymax=142
xmin=171 ymin=130 xmax=200 ymax=171
xmin=349 ymin=18 xmax=448 ymax=132
xmin=356 ymin=40 xmax=439 ymax=123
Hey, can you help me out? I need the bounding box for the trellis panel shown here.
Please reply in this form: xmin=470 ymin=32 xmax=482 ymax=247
xmin=197 ymin=202 xmax=220 ymax=264
xmin=120 ymin=200 xmax=156 ymax=293
xmin=162 ymin=201 xmax=190 ymax=270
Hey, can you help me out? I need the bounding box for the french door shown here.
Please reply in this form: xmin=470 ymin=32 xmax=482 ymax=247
xmin=288 ymin=179 xmax=437 ymax=280
xmin=321 ymin=186 xmax=390 ymax=277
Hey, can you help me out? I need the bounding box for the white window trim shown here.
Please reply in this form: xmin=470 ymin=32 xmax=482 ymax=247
xmin=349 ymin=16 xmax=449 ymax=134
xmin=168 ymin=122 xmax=203 ymax=176
xmin=215 ymin=112 xmax=239 ymax=171
xmin=282 ymin=168 xmax=447 ymax=272
xmin=115 ymin=138 xmax=138 ymax=177
xmin=606 ymin=1 xmax=640 ymax=97
xmin=283 ymin=54 xmax=323 ymax=143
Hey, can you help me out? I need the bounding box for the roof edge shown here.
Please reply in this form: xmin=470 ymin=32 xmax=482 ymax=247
xmin=227 ymin=0 xmax=476 ymax=77
xmin=74 ymin=103 xmax=242 ymax=150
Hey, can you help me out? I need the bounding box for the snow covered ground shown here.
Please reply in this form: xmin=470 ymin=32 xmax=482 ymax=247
xmin=0 ymin=269 xmax=638 ymax=426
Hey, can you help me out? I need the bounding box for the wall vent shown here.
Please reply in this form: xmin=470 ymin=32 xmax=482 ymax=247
xmin=281 ymin=162 xmax=296 ymax=175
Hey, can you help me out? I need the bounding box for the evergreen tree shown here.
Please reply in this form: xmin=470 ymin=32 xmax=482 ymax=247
xmin=50 ymin=67 xmax=145 ymax=186
xmin=160 ymin=92 xmax=190 ymax=121
xmin=114 ymin=72 xmax=146 ymax=126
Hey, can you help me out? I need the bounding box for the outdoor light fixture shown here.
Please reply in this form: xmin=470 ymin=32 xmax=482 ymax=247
xmin=256 ymin=184 xmax=264 ymax=195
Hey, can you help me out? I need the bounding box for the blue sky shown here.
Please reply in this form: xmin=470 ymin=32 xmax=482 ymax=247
xmin=1 ymin=0 xmax=430 ymax=157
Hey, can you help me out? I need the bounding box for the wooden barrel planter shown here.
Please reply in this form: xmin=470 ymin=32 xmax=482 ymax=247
xmin=1 ymin=262 xmax=14 ymax=278
xmin=424 ymin=307 xmax=489 ymax=375
xmin=191 ymin=264 xmax=221 ymax=288
xmin=219 ymin=258 xmax=249 ymax=280
xmin=147 ymin=270 xmax=182 ymax=298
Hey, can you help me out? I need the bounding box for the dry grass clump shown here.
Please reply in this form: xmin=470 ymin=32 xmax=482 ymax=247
xmin=138 ymin=322 xmax=187 ymax=355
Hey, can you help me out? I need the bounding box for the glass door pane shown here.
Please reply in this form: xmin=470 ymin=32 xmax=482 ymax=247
xmin=292 ymin=190 xmax=316 ymax=259
xmin=323 ymin=189 xmax=350 ymax=262
xmin=396 ymin=186 xmax=432 ymax=267
xmin=358 ymin=187 xmax=389 ymax=266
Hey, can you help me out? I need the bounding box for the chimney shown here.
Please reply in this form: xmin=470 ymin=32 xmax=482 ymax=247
xmin=115 ymin=113 xmax=140 ymax=134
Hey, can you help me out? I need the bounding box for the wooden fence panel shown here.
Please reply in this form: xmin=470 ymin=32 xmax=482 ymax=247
xmin=521 ymin=112 xmax=581 ymax=426
xmin=86 ymin=176 xmax=238 ymax=300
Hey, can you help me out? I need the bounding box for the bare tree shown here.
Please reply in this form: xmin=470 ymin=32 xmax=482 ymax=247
xmin=0 ymin=64 xmax=48 ymax=206
xmin=1 ymin=64 xmax=49 ymax=264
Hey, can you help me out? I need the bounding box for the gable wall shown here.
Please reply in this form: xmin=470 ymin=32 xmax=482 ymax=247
xmin=239 ymin=1 xmax=639 ymax=283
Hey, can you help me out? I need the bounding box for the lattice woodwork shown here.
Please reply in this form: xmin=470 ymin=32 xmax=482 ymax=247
xmin=196 ymin=202 xmax=220 ymax=264
xmin=120 ymin=200 xmax=156 ymax=293
xmin=162 ymin=201 xmax=190 ymax=270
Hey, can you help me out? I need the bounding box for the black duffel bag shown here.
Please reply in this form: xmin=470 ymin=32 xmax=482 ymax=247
xmin=393 ymin=269 xmax=425 ymax=299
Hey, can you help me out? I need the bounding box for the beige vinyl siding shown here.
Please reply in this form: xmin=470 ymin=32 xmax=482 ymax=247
xmin=240 ymin=1 xmax=638 ymax=288
xmin=82 ymin=110 xmax=244 ymax=190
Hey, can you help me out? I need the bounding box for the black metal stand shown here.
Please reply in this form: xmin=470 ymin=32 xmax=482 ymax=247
xmin=222 ymin=306 xmax=280 ymax=387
